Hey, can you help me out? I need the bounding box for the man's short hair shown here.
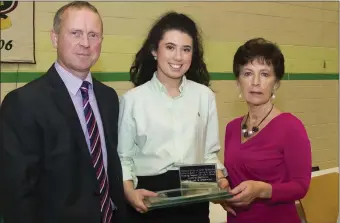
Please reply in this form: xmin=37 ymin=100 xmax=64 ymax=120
xmin=53 ymin=1 xmax=102 ymax=33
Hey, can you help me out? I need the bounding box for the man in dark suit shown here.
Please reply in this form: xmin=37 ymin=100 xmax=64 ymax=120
xmin=0 ymin=2 xmax=126 ymax=223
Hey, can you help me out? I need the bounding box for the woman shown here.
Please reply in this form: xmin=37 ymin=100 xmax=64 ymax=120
xmin=222 ymin=38 xmax=312 ymax=223
xmin=117 ymin=11 xmax=227 ymax=223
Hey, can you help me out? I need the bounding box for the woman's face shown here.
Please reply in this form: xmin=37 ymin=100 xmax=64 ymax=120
xmin=237 ymin=59 xmax=278 ymax=106
xmin=152 ymin=29 xmax=193 ymax=80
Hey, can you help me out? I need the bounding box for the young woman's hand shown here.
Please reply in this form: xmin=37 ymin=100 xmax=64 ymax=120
xmin=123 ymin=180 xmax=158 ymax=213
xmin=213 ymin=177 xmax=237 ymax=216
xmin=125 ymin=188 xmax=158 ymax=213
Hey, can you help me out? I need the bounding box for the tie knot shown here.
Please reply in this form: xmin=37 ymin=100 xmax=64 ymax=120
xmin=80 ymin=81 xmax=90 ymax=93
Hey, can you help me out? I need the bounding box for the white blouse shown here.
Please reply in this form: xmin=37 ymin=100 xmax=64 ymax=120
xmin=117 ymin=73 xmax=226 ymax=187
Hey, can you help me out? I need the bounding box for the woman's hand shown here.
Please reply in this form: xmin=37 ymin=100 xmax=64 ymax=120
xmin=226 ymin=180 xmax=272 ymax=207
xmin=123 ymin=180 xmax=158 ymax=213
xmin=125 ymin=188 xmax=158 ymax=213
xmin=219 ymin=200 xmax=237 ymax=216
xmin=212 ymin=177 xmax=237 ymax=216
xmin=217 ymin=177 xmax=230 ymax=190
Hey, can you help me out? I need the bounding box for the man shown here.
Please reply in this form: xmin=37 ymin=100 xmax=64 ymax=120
xmin=0 ymin=2 xmax=126 ymax=223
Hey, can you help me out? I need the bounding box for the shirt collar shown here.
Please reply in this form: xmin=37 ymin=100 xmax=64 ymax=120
xmin=54 ymin=61 xmax=93 ymax=96
xmin=150 ymin=71 xmax=187 ymax=94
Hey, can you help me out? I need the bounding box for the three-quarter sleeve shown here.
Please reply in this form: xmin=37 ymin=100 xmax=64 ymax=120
xmin=270 ymin=117 xmax=312 ymax=203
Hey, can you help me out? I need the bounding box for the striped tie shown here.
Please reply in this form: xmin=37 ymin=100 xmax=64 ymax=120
xmin=80 ymin=81 xmax=114 ymax=223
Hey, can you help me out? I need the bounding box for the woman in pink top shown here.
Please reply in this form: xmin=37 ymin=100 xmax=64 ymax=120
xmin=221 ymin=38 xmax=312 ymax=223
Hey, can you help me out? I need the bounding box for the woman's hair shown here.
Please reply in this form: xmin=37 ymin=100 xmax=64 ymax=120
xmin=233 ymin=37 xmax=285 ymax=80
xmin=130 ymin=11 xmax=210 ymax=87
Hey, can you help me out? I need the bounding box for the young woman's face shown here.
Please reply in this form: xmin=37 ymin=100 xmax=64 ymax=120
xmin=152 ymin=29 xmax=193 ymax=80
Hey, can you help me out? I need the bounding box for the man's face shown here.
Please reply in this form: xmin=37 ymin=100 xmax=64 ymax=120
xmin=51 ymin=7 xmax=103 ymax=78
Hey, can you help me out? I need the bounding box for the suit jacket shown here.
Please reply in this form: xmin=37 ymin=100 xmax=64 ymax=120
xmin=0 ymin=65 xmax=127 ymax=223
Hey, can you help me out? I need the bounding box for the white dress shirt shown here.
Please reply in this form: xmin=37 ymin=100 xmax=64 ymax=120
xmin=117 ymin=72 xmax=226 ymax=187
xmin=54 ymin=62 xmax=109 ymax=171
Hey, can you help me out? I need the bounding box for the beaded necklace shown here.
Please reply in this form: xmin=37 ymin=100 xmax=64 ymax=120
xmin=241 ymin=104 xmax=274 ymax=138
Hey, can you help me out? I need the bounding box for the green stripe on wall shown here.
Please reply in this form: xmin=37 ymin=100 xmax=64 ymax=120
xmin=0 ymin=72 xmax=338 ymax=83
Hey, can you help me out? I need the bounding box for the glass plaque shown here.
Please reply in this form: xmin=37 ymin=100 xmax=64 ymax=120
xmin=144 ymin=164 xmax=232 ymax=211
xmin=144 ymin=186 xmax=233 ymax=211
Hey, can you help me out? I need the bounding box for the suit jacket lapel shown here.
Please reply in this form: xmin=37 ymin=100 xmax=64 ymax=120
xmin=46 ymin=65 xmax=91 ymax=159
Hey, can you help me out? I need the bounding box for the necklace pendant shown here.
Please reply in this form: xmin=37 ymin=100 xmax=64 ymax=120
xmin=252 ymin=126 xmax=259 ymax=132
xmin=244 ymin=131 xmax=249 ymax=137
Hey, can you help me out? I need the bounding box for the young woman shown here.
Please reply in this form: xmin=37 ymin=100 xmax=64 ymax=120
xmin=117 ymin=11 xmax=227 ymax=223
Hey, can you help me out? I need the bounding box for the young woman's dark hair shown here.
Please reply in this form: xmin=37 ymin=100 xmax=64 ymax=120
xmin=233 ymin=37 xmax=285 ymax=80
xmin=130 ymin=11 xmax=210 ymax=87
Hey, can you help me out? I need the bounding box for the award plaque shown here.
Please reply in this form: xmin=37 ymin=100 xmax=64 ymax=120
xmin=144 ymin=186 xmax=233 ymax=211
xmin=144 ymin=164 xmax=233 ymax=211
